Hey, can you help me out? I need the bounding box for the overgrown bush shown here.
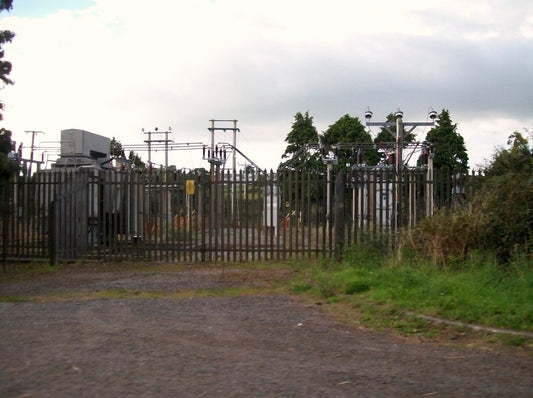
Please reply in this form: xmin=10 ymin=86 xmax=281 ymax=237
xmin=473 ymin=173 xmax=532 ymax=262
xmin=408 ymin=131 xmax=532 ymax=266
xmin=408 ymin=205 xmax=482 ymax=267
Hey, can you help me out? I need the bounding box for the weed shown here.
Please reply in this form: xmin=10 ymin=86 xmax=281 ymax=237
xmin=292 ymin=283 xmax=313 ymax=293
xmin=344 ymin=280 xmax=370 ymax=295
xmin=0 ymin=295 xmax=24 ymax=303
xmin=500 ymin=335 xmax=526 ymax=347
xmin=315 ymin=276 xmax=338 ymax=299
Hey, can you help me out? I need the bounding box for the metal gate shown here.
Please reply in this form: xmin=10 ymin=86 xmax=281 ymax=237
xmin=0 ymin=167 xmax=469 ymax=266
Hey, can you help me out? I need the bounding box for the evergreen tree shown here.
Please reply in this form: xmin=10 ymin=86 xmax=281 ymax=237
xmin=110 ymin=137 xmax=124 ymax=157
xmin=373 ymin=113 xmax=416 ymax=165
xmin=128 ymin=150 xmax=147 ymax=174
xmin=321 ymin=114 xmax=379 ymax=170
xmin=373 ymin=113 xmax=417 ymax=144
xmin=0 ymin=0 xmax=14 ymax=122
xmin=0 ymin=1 xmax=16 ymax=181
xmin=279 ymin=111 xmax=321 ymax=171
xmin=425 ymin=109 xmax=468 ymax=172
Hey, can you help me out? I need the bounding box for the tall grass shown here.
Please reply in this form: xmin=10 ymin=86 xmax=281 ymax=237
xmin=294 ymin=244 xmax=533 ymax=332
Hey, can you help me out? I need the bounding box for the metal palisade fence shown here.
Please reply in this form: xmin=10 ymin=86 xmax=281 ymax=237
xmin=0 ymin=167 xmax=476 ymax=268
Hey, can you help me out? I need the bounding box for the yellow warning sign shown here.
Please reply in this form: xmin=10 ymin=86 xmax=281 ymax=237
xmin=186 ymin=180 xmax=195 ymax=195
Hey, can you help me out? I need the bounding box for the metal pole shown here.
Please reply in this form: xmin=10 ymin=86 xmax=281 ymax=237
xmin=26 ymin=130 xmax=43 ymax=176
xmin=365 ymin=108 xmax=437 ymax=230
xmin=427 ymin=150 xmax=434 ymax=217
xmin=232 ymin=120 xmax=237 ymax=175
xmin=147 ymin=131 xmax=152 ymax=169
xmin=232 ymin=120 xmax=237 ymax=218
xmin=326 ymin=162 xmax=332 ymax=232
xmin=210 ymin=119 xmax=215 ymax=159
xmin=165 ymin=129 xmax=169 ymax=170
xmin=209 ymin=120 xmax=216 ymax=231
xmin=396 ymin=114 xmax=403 ymax=229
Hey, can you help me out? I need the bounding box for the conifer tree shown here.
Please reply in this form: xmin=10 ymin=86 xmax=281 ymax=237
xmin=425 ymin=109 xmax=468 ymax=172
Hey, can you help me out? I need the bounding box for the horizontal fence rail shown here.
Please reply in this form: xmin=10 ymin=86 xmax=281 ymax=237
xmin=0 ymin=167 xmax=478 ymax=268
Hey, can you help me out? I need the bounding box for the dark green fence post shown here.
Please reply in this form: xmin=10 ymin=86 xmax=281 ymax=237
xmin=334 ymin=171 xmax=345 ymax=262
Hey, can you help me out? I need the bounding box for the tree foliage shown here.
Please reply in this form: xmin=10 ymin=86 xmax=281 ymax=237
xmin=472 ymin=131 xmax=533 ymax=261
xmin=425 ymin=109 xmax=468 ymax=172
xmin=321 ymin=114 xmax=379 ymax=170
xmin=0 ymin=127 xmax=16 ymax=180
xmin=412 ymin=131 xmax=532 ymax=265
xmin=0 ymin=0 xmax=14 ymax=121
xmin=110 ymin=137 xmax=146 ymax=173
xmin=279 ymin=111 xmax=321 ymax=171
xmin=110 ymin=137 xmax=124 ymax=157
xmin=484 ymin=131 xmax=533 ymax=177
xmin=128 ymin=150 xmax=147 ymax=174
xmin=373 ymin=113 xmax=417 ymax=165
xmin=0 ymin=1 xmax=16 ymax=181
xmin=373 ymin=113 xmax=417 ymax=144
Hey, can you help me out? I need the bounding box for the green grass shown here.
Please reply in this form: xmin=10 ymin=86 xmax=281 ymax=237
xmin=291 ymin=246 xmax=533 ymax=333
xmin=0 ymin=295 xmax=25 ymax=303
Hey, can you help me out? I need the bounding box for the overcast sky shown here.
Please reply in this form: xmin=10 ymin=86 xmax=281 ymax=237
xmin=1 ymin=0 xmax=532 ymax=171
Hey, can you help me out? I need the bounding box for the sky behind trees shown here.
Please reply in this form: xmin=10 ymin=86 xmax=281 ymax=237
xmin=1 ymin=0 xmax=532 ymax=170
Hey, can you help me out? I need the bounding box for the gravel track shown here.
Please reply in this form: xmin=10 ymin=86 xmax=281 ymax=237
xmin=0 ymin=264 xmax=532 ymax=397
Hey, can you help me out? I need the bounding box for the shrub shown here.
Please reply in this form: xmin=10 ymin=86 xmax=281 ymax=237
xmin=408 ymin=205 xmax=482 ymax=267
xmin=409 ymin=132 xmax=532 ymax=266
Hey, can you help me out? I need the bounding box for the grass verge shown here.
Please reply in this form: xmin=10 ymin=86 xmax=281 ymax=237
xmin=287 ymin=246 xmax=533 ymax=347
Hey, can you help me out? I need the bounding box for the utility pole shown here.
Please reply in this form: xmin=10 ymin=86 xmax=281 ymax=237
xmin=143 ymin=127 xmax=173 ymax=228
xmin=205 ymin=119 xmax=239 ymax=220
xmin=25 ymin=130 xmax=44 ymax=175
xmin=321 ymin=146 xmax=338 ymax=234
xmin=143 ymin=127 xmax=172 ymax=170
xmin=142 ymin=128 xmax=152 ymax=170
xmin=365 ymin=108 xmax=437 ymax=229
xmin=204 ymin=119 xmax=238 ymax=167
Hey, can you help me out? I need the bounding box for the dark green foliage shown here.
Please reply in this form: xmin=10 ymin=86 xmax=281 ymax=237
xmin=0 ymin=0 xmax=14 ymax=121
xmin=279 ymin=111 xmax=322 ymax=171
xmin=292 ymin=283 xmax=313 ymax=293
xmin=373 ymin=113 xmax=416 ymax=165
xmin=110 ymin=137 xmax=123 ymax=157
xmin=0 ymin=128 xmax=17 ymax=180
xmin=345 ymin=280 xmax=371 ymax=294
xmin=425 ymin=109 xmax=468 ymax=172
xmin=484 ymin=131 xmax=533 ymax=177
xmin=411 ymin=131 xmax=532 ymax=265
xmin=321 ymin=114 xmax=379 ymax=170
xmin=373 ymin=113 xmax=417 ymax=143
xmin=129 ymin=150 xmax=147 ymax=174
xmin=473 ymin=132 xmax=533 ymax=262
xmin=0 ymin=1 xmax=13 ymax=11
xmin=0 ymin=1 xmax=15 ymax=179
xmin=110 ymin=137 xmax=147 ymax=174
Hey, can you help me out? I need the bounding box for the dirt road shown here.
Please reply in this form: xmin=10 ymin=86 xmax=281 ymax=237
xmin=1 ymin=264 xmax=532 ymax=397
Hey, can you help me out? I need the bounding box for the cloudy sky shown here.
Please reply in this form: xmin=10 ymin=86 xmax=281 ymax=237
xmin=1 ymin=0 xmax=532 ymax=170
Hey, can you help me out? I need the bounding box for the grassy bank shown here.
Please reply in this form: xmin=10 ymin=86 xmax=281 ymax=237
xmin=289 ymin=245 xmax=533 ymax=338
